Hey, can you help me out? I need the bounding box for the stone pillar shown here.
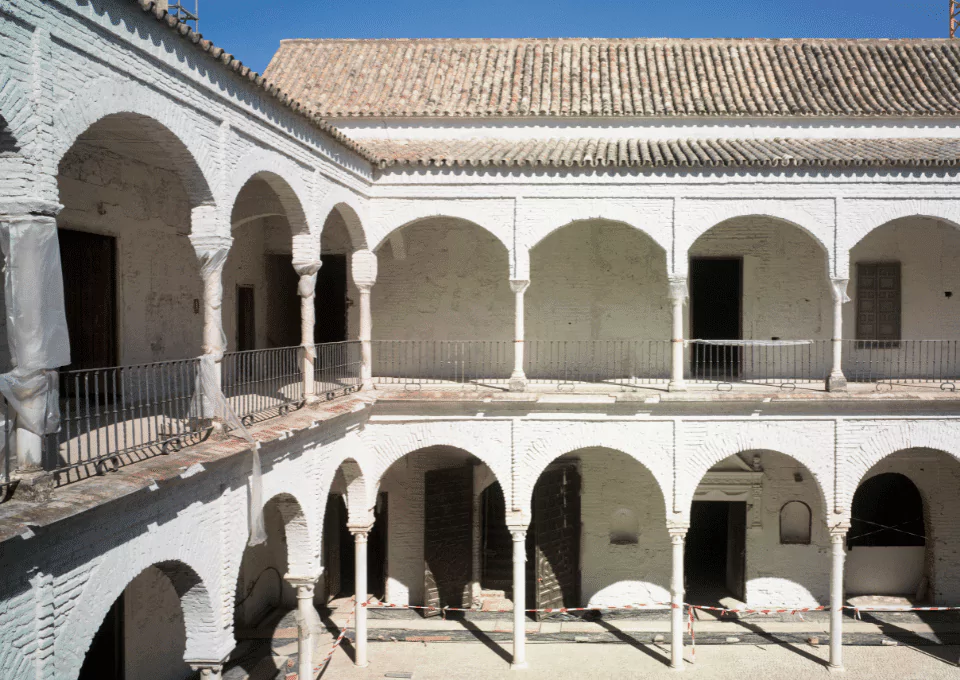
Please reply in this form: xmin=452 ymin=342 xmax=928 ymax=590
xmin=669 ymin=528 xmax=687 ymax=670
xmin=191 ymin=235 xmax=231 ymax=418
xmin=0 ymin=207 xmax=71 ymax=471
xmin=187 ymin=663 xmax=223 ymax=680
xmin=351 ymin=528 xmax=370 ymax=667
xmin=293 ymin=260 xmax=321 ymax=402
xmin=668 ymin=277 xmax=688 ymax=392
xmin=829 ymin=527 xmax=848 ymax=672
xmin=285 ymin=578 xmax=317 ymax=680
xmin=351 ymin=250 xmax=378 ymax=389
xmin=828 ymin=278 xmax=849 ymax=392
xmin=470 ymin=485 xmax=484 ymax=606
xmin=510 ymin=528 xmax=528 ymax=670
xmin=509 ymin=280 xmax=530 ymax=391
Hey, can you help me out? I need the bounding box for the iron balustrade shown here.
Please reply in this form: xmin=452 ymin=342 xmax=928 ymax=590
xmin=0 ymin=396 xmax=11 ymax=502
xmin=372 ymin=340 xmax=512 ymax=388
xmin=221 ymin=346 xmax=305 ymax=425
xmin=314 ymin=341 xmax=363 ymax=399
xmin=688 ymin=340 xmax=830 ymax=389
xmin=844 ymin=340 xmax=960 ymax=390
xmin=524 ymin=340 xmax=670 ymax=387
xmin=371 ymin=340 xmax=670 ymax=389
xmin=52 ymin=358 xmax=210 ymax=483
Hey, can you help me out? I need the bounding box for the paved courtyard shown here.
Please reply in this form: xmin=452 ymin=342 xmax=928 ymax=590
xmin=320 ymin=642 xmax=960 ymax=680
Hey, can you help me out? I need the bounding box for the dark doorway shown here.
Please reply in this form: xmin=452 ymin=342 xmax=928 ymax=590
xmin=849 ymin=473 xmax=925 ymax=548
xmin=315 ymin=254 xmax=348 ymax=343
xmin=690 ymin=258 xmax=742 ymax=378
xmin=264 ymin=254 xmax=300 ymax=349
xmin=329 ymin=492 xmax=388 ymax=600
xmin=79 ymin=592 xmax=124 ymax=680
xmin=58 ymin=229 xmax=117 ymax=371
xmin=528 ymin=464 xmax=581 ymax=615
xmin=686 ymin=501 xmax=747 ymax=602
xmin=424 ymin=466 xmax=473 ymax=612
xmin=236 ymin=285 xmax=256 ymax=352
xmin=480 ymin=482 xmax=513 ymax=595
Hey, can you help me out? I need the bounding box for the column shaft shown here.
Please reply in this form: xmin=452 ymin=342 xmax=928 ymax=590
xmin=511 ymin=529 xmax=528 ymax=670
xmin=670 ymin=530 xmax=686 ymax=670
xmin=668 ymin=278 xmax=688 ymax=392
xmin=353 ymin=530 xmax=369 ymax=667
xmin=828 ymin=278 xmax=849 ymax=392
xmin=829 ymin=530 xmax=847 ymax=671
xmin=294 ymin=267 xmax=320 ymax=401
xmin=359 ymin=288 xmax=373 ymax=387
xmin=509 ymin=280 xmax=530 ymax=391
xmin=297 ymin=584 xmax=315 ymax=680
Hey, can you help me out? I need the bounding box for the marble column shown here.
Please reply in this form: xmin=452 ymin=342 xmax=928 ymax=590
xmin=293 ymin=261 xmax=321 ymax=401
xmin=351 ymin=528 xmax=370 ymax=667
xmin=510 ymin=528 xmax=528 ymax=670
xmin=509 ymin=280 xmax=530 ymax=391
xmin=668 ymin=277 xmax=688 ymax=392
xmin=829 ymin=527 xmax=848 ymax=671
xmin=670 ymin=528 xmax=687 ymax=670
xmin=351 ymin=250 xmax=378 ymax=389
xmin=828 ymin=278 xmax=849 ymax=392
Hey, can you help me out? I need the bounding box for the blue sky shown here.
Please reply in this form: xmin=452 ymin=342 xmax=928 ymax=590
xmin=196 ymin=0 xmax=950 ymax=74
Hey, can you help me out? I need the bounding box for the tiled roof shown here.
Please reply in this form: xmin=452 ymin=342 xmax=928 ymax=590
xmin=129 ymin=1 xmax=378 ymax=163
xmin=358 ymin=137 xmax=960 ymax=169
xmin=265 ymin=38 xmax=960 ymax=118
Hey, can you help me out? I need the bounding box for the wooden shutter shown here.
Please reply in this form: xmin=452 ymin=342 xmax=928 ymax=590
xmin=856 ymin=263 xmax=901 ymax=342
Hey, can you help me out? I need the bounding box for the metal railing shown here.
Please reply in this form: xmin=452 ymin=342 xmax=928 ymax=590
xmin=845 ymin=340 xmax=960 ymax=389
xmin=372 ymin=340 xmax=512 ymax=387
xmin=222 ymin=346 xmax=305 ymax=425
xmin=0 ymin=395 xmax=12 ymax=502
xmin=688 ymin=340 xmax=831 ymax=389
xmin=51 ymin=358 xmax=211 ymax=483
xmin=525 ymin=340 xmax=670 ymax=387
xmin=315 ymin=341 xmax=363 ymax=399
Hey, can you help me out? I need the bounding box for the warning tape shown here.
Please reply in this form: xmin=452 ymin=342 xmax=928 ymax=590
xmin=315 ymin=596 xmax=372 ymax=677
xmin=687 ymin=606 xmax=696 ymax=663
xmin=363 ymin=599 xmax=673 ymax=615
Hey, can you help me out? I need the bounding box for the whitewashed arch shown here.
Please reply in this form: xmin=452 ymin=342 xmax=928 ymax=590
xmin=837 ymin=199 xmax=960 ymax=279
xmin=316 ymin=434 xmax=377 ymax=527
xmin=837 ymin=419 xmax=960 ymax=519
xmin=518 ymin=198 xmax=674 ymax=280
xmin=50 ymin=77 xmax=217 ymax=208
xmin=368 ymin=199 xmax=515 ymax=270
xmin=517 ymin=422 xmax=674 ymax=522
xmin=316 ymin=183 xmax=370 ymax=250
xmin=224 ymin=149 xmax=314 ymax=247
xmin=260 ymin=491 xmax=317 ymax=577
xmin=676 ymin=420 xmax=834 ymax=522
xmin=361 ymin=421 xmax=513 ymax=511
xmin=675 ymin=199 xmax=835 ymax=277
xmin=56 ymin=552 xmax=227 ymax=680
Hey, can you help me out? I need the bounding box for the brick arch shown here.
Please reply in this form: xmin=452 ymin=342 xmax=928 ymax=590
xmin=50 ymin=77 xmax=216 ymax=208
xmin=363 ymin=423 xmax=513 ymax=511
xmin=837 ymin=201 xmax=960 ymax=279
xmin=368 ymin=201 xmax=514 ymax=265
xmin=316 ymin=184 xmax=369 ymax=250
xmin=675 ymin=200 xmax=834 ymax=277
xmin=56 ymin=556 xmax=227 ymax=680
xmin=262 ymin=492 xmax=316 ymax=577
xmin=316 ymin=437 xmax=376 ymax=527
xmin=676 ymin=421 xmax=833 ymax=522
xmin=0 ymin=65 xmax=33 ymax=154
xmin=517 ymin=439 xmax=672 ymax=523
xmin=523 ymin=207 xmax=672 ymax=260
xmin=837 ymin=420 xmax=960 ymax=519
xmin=224 ymin=149 xmax=314 ymax=248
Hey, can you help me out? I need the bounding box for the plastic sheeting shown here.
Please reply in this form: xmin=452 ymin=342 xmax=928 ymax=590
xmin=0 ymin=216 xmax=71 ymax=438
xmin=688 ymin=340 xmax=814 ymax=346
xmin=194 ymin=246 xmax=267 ymax=546
xmin=294 ymin=260 xmax=321 ymax=361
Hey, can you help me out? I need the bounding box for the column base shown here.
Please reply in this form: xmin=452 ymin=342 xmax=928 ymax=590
xmin=827 ymin=665 xmax=845 ymax=673
xmin=668 ymin=380 xmax=687 ymax=393
xmin=510 ymin=662 xmax=528 ymax=671
xmin=509 ymin=374 xmax=528 ymax=392
xmin=826 ymin=372 xmax=848 ymax=392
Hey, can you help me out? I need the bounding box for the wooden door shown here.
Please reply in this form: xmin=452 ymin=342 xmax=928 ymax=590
xmin=725 ymin=502 xmax=747 ymax=601
xmin=533 ymin=464 xmax=581 ymax=615
xmin=423 ymin=467 xmax=473 ymax=614
xmin=58 ymin=229 xmax=117 ymax=371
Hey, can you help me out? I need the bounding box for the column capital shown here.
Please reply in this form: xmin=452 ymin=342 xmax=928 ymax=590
xmin=190 ymin=234 xmax=233 ymax=258
xmin=0 ymin=199 xmax=63 ymax=218
xmin=667 ymin=276 xmax=689 ymax=303
xmin=352 ymin=248 xmax=378 ymax=289
xmin=509 ymin=279 xmax=530 ymax=294
xmin=828 ymin=524 xmax=850 ymax=541
xmin=187 ymin=662 xmax=224 ymax=679
xmin=349 ymin=524 xmax=373 ymax=540
xmin=830 ymin=277 xmax=850 ymax=304
xmin=668 ymin=526 xmax=689 ymax=542
xmin=507 ymin=524 xmax=528 ymax=541
xmin=285 ymin=573 xmax=320 ymax=592
xmin=293 ymin=258 xmax=322 ymax=278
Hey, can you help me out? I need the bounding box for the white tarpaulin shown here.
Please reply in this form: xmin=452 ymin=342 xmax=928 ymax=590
xmin=0 ymin=217 xmax=71 ymax=442
xmin=688 ymin=340 xmax=815 ymax=347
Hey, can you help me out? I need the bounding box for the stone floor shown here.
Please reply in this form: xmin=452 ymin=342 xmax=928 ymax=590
xmin=221 ymin=601 xmax=960 ymax=679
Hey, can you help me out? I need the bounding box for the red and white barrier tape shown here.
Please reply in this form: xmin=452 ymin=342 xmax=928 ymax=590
xmin=363 ymin=599 xmax=672 ymax=615
xmin=315 ymin=596 xmax=376 ymax=677
xmin=687 ymin=606 xmax=696 ymax=663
